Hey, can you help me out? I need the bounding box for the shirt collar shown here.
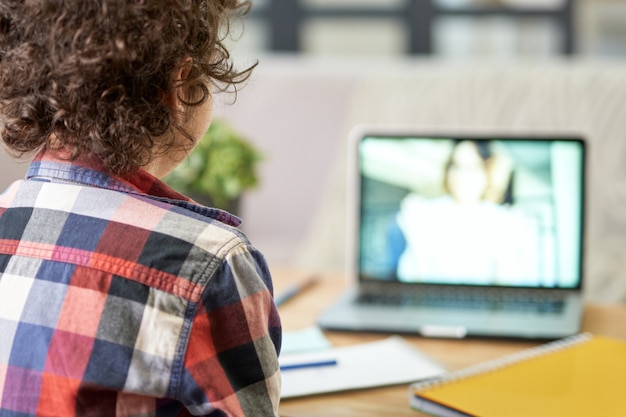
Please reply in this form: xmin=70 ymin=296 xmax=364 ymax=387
xmin=26 ymin=149 xmax=242 ymax=227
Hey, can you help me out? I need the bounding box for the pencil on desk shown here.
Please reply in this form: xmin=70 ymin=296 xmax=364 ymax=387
xmin=274 ymin=275 xmax=319 ymax=307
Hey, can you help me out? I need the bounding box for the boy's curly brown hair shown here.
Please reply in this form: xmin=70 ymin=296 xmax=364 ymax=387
xmin=0 ymin=0 xmax=254 ymax=176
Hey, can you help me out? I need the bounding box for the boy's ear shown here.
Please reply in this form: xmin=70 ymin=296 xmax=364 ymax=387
xmin=174 ymin=57 xmax=193 ymax=84
xmin=163 ymin=57 xmax=193 ymax=117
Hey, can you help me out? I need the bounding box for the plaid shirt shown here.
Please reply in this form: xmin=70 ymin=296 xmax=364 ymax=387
xmin=0 ymin=149 xmax=282 ymax=416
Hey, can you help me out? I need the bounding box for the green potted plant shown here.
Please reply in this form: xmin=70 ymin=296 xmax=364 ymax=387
xmin=165 ymin=119 xmax=262 ymax=214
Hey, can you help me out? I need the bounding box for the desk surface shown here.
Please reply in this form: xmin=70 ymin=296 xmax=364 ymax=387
xmin=273 ymin=267 xmax=626 ymax=417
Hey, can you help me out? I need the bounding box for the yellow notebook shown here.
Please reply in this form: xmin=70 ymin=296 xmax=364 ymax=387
xmin=410 ymin=333 xmax=626 ymax=417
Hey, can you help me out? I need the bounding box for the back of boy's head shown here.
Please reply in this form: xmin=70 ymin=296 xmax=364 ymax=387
xmin=0 ymin=0 xmax=253 ymax=175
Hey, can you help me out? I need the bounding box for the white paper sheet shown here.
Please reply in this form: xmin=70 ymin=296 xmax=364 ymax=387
xmin=279 ymin=336 xmax=446 ymax=399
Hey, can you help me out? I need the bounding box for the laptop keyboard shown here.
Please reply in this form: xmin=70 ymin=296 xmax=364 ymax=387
xmin=357 ymin=288 xmax=566 ymax=314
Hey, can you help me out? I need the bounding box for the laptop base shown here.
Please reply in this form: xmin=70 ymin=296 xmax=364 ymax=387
xmin=318 ymin=287 xmax=583 ymax=340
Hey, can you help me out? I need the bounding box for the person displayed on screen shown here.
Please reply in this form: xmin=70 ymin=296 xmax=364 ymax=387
xmin=0 ymin=1 xmax=281 ymax=416
xmin=392 ymin=140 xmax=539 ymax=285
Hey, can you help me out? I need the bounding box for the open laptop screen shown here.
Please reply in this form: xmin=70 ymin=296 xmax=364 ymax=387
xmin=357 ymin=134 xmax=585 ymax=289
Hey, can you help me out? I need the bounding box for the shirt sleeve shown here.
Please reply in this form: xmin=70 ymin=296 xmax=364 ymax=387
xmin=177 ymin=242 xmax=282 ymax=416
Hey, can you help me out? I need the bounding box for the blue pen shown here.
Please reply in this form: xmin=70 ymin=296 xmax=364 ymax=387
xmin=279 ymin=359 xmax=338 ymax=372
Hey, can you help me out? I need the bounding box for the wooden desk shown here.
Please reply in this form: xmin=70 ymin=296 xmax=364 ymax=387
xmin=273 ymin=267 xmax=626 ymax=417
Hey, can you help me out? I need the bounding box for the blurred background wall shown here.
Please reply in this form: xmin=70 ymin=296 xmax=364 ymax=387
xmin=212 ymin=0 xmax=626 ymax=268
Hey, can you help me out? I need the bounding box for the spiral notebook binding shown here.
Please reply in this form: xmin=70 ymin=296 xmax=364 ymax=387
xmin=411 ymin=332 xmax=592 ymax=393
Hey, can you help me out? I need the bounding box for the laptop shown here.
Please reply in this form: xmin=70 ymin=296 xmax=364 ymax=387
xmin=317 ymin=126 xmax=586 ymax=340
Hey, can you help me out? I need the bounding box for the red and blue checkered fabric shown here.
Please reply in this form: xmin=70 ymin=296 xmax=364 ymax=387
xmin=0 ymin=150 xmax=282 ymax=416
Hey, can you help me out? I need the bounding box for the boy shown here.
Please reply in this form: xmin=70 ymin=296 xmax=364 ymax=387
xmin=0 ymin=1 xmax=281 ymax=415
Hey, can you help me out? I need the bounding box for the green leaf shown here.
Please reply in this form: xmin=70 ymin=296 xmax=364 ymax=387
xmin=164 ymin=119 xmax=262 ymax=211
